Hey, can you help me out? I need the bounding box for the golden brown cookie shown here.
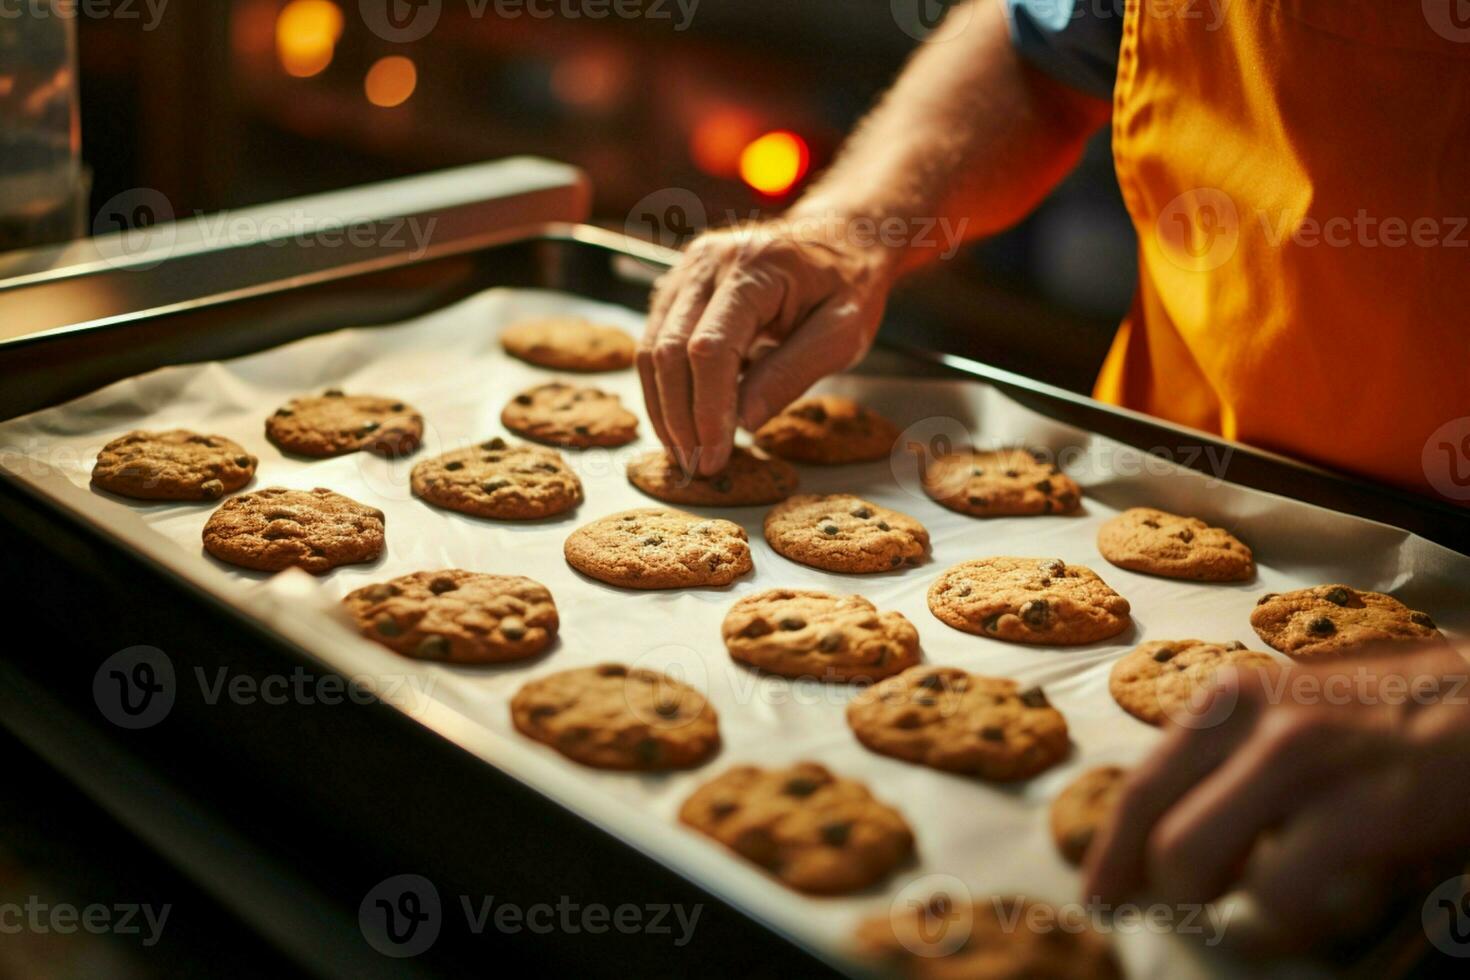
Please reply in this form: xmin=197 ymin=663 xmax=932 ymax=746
xmin=764 ymin=494 xmax=928 ymax=573
xmin=721 ymin=589 xmax=920 ymax=682
xmin=501 ymin=316 xmax=635 ymax=372
xmin=922 ymin=448 xmax=1082 ymax=517
xmin=1110 ymin=639 xmax=1280 ymax=726
xmin=678 ymin=762 xmax=914 ymax=894
xmin=91 ymin=429 xmax=257 ymax=501
xmin=510 ymin=664 xmax=720 ymax=770
xmin=202 ymin=487 xmax=384 ymax=574
xmin=626 ymin=448 xmax=798 ymax=507
xmin=500 ymin=381 xmax=639 ymax=448
xmin=1097 ymin=507 xmax=1254 ymax=581
xmin=265 ymin=390 xmax=423 ymax=458
xmin=563 ymin=508 xmax=753 ymax=589
xmin=1050 ymin=767 xmax=1128 ymax=865
xmin=1250 ymin=585 xmax=1441 ymax=659
xmin=854 ymin=894 xmax=1122 ymax=979
xmin=411 ymin=437 xmax=583 ymax=520
xmin=846 ymin=666 xmax=1069 ymax=780
xmin=928 ymin=557 xmax=1131 ymax=645
xmin=753 ymin=395 xmax=899 ymax=464
xmin=343 ymin=569 xmax=557 ymax=664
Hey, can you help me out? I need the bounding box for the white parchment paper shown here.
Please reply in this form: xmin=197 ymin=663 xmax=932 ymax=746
xmin=2 ymin=288 xmax=1465 ymax=978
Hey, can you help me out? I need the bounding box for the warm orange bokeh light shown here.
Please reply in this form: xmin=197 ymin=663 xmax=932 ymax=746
xmin=364 ymin=56 xmax=418 ymax=108
xmin=550 ymin=48 xmax=631 ymax=112
xmin=738 ymin=131 xmax=810 ymax=196
xmin=275 ymin=0 xmax=343 ymax=78
xmin=690 ymin=107 xmax=761 ymax=179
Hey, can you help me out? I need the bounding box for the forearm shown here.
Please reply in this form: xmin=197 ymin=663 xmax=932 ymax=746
xmin=789 ymin=0 xmax=1110 ymax=274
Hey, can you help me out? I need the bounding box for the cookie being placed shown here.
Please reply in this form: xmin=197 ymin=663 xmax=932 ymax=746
xmin=564 ymin=508 xmax=752 ymax=589
xmin=1250 ymin=585 xmax=1442 ymax=659
xmin=1050 ymin=767 xmax=1128 ymax=865
xmin=764 ymin=494 xmax=928 ymax=573
xmin=501 ymin=316 xmax=635 ymax=372
xmin=511 ymin=664 xmax=720 ymax=770
xmin=753 ymin=395 xmax=899 ymax=464
xmin=411 ymin=437 xmax=582 ymax=520
xmin=847 ymin=666 xmax=1069 ymax=780
xmin=627 ymin=448 xmax=797 ymax=507
xmin=500 ymin=381 xmax=638 ymax=448
xmin=265 ymin=390 xmax=423 ymax=458
xmin=923 ymin=447 xmax=1081 ymax=517
xmin=343 ymin=569 xmax=557 ymax=664
xmin=928 ymin=557 xmax=1131 ymax=645
xmin=1110 ymin=639 xmax=1279 ymax=726
xmin=721 ymin=589 xmax=920 ymax=682
xmin=202 ymin=487 xmax=384 ymax=574
xmin=854 ymin=894 xmax=1122 ymax=979
xmin=1098 ymin=507 xmax=1253 ymax=581
xmin=679 ymin=762 xmax=914 ymax=894
xmin=91 ymin=429 xmax=257 ymax=501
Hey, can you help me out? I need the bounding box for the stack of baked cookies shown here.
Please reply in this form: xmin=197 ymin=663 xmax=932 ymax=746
xmin=89 ymin=313 xmax=1446 ymax=978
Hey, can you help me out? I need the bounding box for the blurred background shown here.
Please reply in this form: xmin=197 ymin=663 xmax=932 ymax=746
xmin=55 ymin=0 xmax=1137 ymax=391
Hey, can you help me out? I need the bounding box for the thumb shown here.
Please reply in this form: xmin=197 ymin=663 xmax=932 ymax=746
xmin=736 ymin=299 xmax=869 ymax=429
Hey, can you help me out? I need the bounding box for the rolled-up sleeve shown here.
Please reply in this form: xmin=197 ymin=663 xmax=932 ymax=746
xmin=1003 ymin=0 xmax=1123 ymax=100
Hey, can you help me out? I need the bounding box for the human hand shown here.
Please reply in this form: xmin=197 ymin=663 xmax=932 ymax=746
xmin=1084 ymin=643 xmax=1470 ymax=951
xmin=637 ymin=220 xmax=896 ymax=475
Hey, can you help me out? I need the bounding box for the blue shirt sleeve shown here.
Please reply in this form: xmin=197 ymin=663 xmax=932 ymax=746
xmin=1003 ymin=0 xmax=1122 ymax=100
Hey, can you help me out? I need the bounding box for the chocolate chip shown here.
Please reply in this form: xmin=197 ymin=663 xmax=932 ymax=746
xmin=851 ymin=506 xmax=873 ymax=519
xmin=323 ymin=389 xmax=344 ymax=397
xmin=482 ymin=437 xmax=508 ymax=451
xmin=968 ymin=495 xmax=986 ymax=507
xmin=1153 ymin=647 xmax=1176 ymax=662
xmin=573 ymin=425 xmax=590 ymax=436
xmin=980 ymin=725 xmax=1005 ymax=742
xmin=918 ymin=673 xmax=945 ymax=691
xmin=481 ymin=479 xmax=510 ymax=492
xmin=821 ymin=524 xmax=839 ymax=535
xmin=1004 ymin=469 xmax=1019 ymax=478
xmin=710 ymin=800 xmax=738 ymax=818
xmin=200 ymin=479 xmax=225 ymax=498
xmin=876 ymin=520 xmax=890 ymax=531
xmin=1142 ymin=518 xmax=1160 ymax=529
xmin=820 ymin=822 xmax=851 ymax=846
xmin=445 ymin=460 xmax=463 ymax=471
xmin=1411 ymin=611 xmax=1436 ymax=629
xmin=793 ymin=404 xmax=827 ymax=423
xmin=873 ymin=644 xmax=889 ymax=664
xmin=514 ymin=394 xmax=532 ymax=405
xmin=642 ymin=536 xmax=663 ymax=546
xmin=362 ymin=583 xmax=397 ymax=601
xmin=1308 ymin=617 xmax=1336 ymax=635
xmin=273 ymin=408 xmax=294 ymax=417
xmin=956 ymin=585 xmax=971 ymax=597
xmin=894 ymin=710 xmax=923 ymax=729
xmin=234 ymin=455 xmax=252 ymax=467
xmin=890 ymin=555 xmax=903 ymax=567
xmin=712 ymin=476 xmax=732 ymax=493
xmin=1035 ymin=479 xmax=1053 ymax=494
xmin=1018 ymin=686 xmax=1050 ymax=708
xmin=374 ymin=616 xmax=401 ymax=636
xmin=818 ymin=631 xmax=844 ymax=652
xmin=428 ymin=576 xmax=458 ymax=594
xmin=634 ymin=738 xmax=661 ymax=764
xmin=359 ymin=421 xmax=380 ymax=434
xmin=415 ymin=635 xmax=450 ymax=659
xmin=1020 ymin=599 xmax=1050 ymax=628
xmin=598 ymin=664 xmax=627 ymax=677
xmin=655 ymin=700 xmax=679 ymax=718
xmin=779 ymin=617 xmax=806 ymax=631
xmin=1257 ymin=593 xmax=1278 ymax=605
xmin=741 ymin=618 xmax=774 ymax=638
xmin=1324 ymin=587 xmax=1351 ymax=606
xmin=1039 ymin=559 xmax=1065 ymax=577
xmin=391 ymin=403 xmax=405 ymax=411
xmin=1176 ymin=528 xmax=1194 ymax=543
xmin=971 ymin=467 xmax=984 ymax=476
xmin=783 ymin=777 xmax=820 ymax=797
xmin=499 ymin=617 xmax=526 ymax=641
xmin=981 ymin=613 xmax=1002 ymax=633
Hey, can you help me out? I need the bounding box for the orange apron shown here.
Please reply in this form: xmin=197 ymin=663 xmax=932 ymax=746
xmin=1096 ymin=0 xmax=1470 ymax=502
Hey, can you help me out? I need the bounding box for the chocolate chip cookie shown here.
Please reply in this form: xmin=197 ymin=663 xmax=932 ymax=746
xmin=1250 ymin=585 xmax=1442 ymax=659
xmin=846 ymin=666 xmax=1069 ymax=780
xmin=202 ymin=487 xmax=384 ymax=574
xmin=721 ymin=589 xmax=920 ymax=682
xmin=1050 ymin=766 xmax=1128 ymax=866
xmin=764 ymin=494 xmax=928 ymax=573
xmin=91 ymin=429 xmax=257 ymax=501
xmin=928 ymin=557 xmax=1131 ymax=645
xmin=678 ymin=762 xmax=914 ymax=894
xmin=855 ymin=894 xmax=1122 ymax=979
xmin=627 ymin=448 xmax=798 ymax=507
xmin=922 ymin=448 xmax=1082 ymax=517
xmin=1110 ymin=639 xmax=1279 ymax=726
xmin=501 ymin=316 xmax=636 ymax=372
xmin=500 ymin=381 xmax=639 ymax=448
xmin=343 ymin=569 xmax=557 ymax=664
xmin=752 ymin=395 xmax=899 ymax=464
xmin=564 ymin=508 xmax=753 ymax=589
xmin=511 ymin=664 xmax=720 ymax=770
xmin=1097 ymin=507 xmax=1254 ymax=581
xmin=411 ymin=437 xmax=583 ymax=520
xmin=265 ymin=390 xmax=423 ymax=458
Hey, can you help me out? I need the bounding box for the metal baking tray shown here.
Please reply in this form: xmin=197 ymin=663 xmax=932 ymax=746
xmin=1 ymin=161 xmax=1463 ymax=980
